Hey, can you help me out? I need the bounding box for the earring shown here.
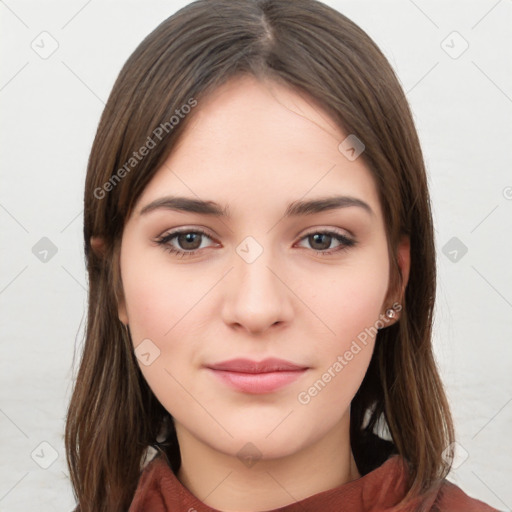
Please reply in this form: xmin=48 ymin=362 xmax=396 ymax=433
xmin=385 ymin=308 xmax=397 ymax=319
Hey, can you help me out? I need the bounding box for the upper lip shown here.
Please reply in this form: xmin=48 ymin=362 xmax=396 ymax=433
xmin=206 ymin=358 xmax=308 ymax=373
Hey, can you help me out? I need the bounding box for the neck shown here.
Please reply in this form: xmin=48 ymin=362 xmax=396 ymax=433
xmin=175 ymin=416 xmax=361 ymax=511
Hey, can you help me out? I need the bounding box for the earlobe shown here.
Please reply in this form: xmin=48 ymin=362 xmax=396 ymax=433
xmin=118 ymin=299 xmax=129 ymax=326
xmin=382 ymin=235 xmax=411 ymax=326
xmin=90 ymin=236 xmax=106 ymax=257
xmin=90 ymin=236 xmax=129 ymax=325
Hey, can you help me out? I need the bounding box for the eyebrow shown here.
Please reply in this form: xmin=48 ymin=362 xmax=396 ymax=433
xmin=138 ymin=195 xmax=374 ymax=218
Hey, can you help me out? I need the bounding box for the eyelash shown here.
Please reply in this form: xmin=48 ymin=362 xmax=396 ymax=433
xmin=154 ymin=228 xmax=356 ymax=258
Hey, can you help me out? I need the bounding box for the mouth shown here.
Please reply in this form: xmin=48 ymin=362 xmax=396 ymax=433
xmin=205 ymin=358 xmax=309 ymax=394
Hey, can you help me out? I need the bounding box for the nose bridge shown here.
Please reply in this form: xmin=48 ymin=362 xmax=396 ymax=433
xmin=222 ymin=234 xmax=292 ymax=333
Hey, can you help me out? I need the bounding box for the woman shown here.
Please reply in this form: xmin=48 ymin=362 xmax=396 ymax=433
xmin=65 ymin=0 xmax=499 ymax=510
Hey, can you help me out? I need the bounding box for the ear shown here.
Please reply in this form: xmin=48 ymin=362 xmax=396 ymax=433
xmin=90 ymin=236 xmax=129 ymax=325
xmin=117 ymin=296 xmax=129 ymax=326
xmin=90 ymin=235 xmax=106 ymax=257
xmin=383 ymin=235 xmax=410 ymax=323
xmin=396 ymin=234 xmax=410 ymax=299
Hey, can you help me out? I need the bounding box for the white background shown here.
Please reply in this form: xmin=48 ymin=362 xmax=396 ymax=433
xmin=0 ymin=1 xmax=511 ymax=510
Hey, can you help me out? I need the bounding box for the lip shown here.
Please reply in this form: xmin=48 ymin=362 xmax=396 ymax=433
xmin=205 ymin=358 xmax=309 ymax=394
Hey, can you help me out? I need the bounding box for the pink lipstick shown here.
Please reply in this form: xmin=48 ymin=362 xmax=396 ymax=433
xmin=205 ymin=358 xmax=308 ymax=394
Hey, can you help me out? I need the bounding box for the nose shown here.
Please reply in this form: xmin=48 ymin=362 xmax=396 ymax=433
xmin=221 ymin=243 xmax=293 ymax=335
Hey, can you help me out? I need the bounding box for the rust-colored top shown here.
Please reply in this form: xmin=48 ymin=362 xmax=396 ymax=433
xmin=128 ymin=454 xmax=499 ymax=511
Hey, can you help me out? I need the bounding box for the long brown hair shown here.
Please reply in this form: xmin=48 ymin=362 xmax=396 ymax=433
xmin=65 ymin=0 xmax=455 ymax=510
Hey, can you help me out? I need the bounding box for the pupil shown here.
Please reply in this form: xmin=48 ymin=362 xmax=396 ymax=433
xmin=312 ymin=233 xmax=331 ymax=250
xmin=180 ymin=233 xmax=200 ymax=249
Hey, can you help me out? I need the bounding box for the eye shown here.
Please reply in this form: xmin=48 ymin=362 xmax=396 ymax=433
xmin=154 ymin=228 xmax=216 ymax=258
xmin=154 ymin=228 xmax=356 ymax=258
xmin=296 ymin=230 xmax=356 ymax=256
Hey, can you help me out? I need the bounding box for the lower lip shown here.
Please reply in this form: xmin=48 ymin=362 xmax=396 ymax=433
xmin=207 ymin=369 xmax=307 ymax=394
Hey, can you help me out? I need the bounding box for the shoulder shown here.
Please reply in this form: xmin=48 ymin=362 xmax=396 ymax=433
xmin=136 ymin=453 xmax=174 ymax=488
xmin=129 ymin=455 xmax=176 ymax=511
xmin=431 ymin=479 xmax=501 ymax=511
xmin=374 ymin=454 xmax=501 ymax=512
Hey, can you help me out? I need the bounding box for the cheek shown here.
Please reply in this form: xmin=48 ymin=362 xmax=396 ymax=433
xmin=297 ymin=251 xmax=389 ymax=399
xmin=119 ymin=241 xmax=218 ymax=390
xmin=306 ymin=256 xmax=389 ymax=346
xmin=121 ymin=243 xmax=207 ymax=344
xmin=120 ymin=255 xmax=204 ymax=417
xmin=293 ymin=287 xmax=385 ymax=422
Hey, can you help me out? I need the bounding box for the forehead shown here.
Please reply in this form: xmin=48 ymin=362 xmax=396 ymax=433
xmin=135 ymin=75 xmax=382 ymax=222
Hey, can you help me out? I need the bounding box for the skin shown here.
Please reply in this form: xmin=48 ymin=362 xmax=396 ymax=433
xmin=93 ymin=74 xmax=410 ymax=511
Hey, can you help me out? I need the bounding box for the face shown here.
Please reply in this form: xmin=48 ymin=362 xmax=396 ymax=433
xmin=116 ymin=75 xmax=407 ymax=461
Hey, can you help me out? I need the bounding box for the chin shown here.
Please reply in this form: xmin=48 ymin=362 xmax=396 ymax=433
xmin=194 ymin=417 xmax=317 ymax=461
